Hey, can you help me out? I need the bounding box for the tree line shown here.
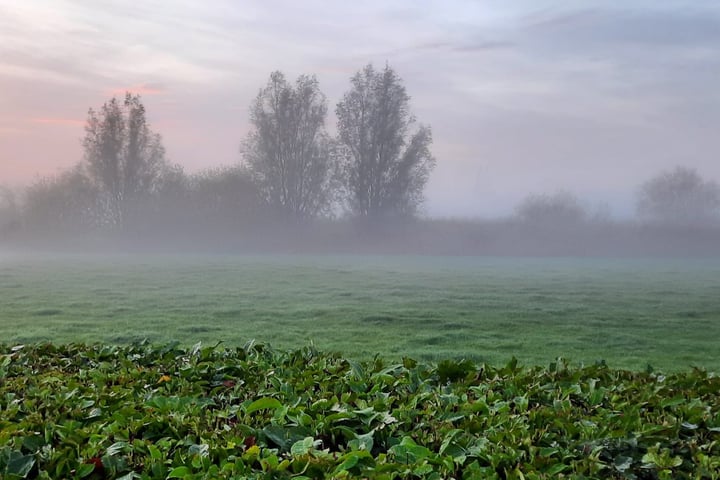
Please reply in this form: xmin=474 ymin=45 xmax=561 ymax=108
xmin=514 ymin=165 xmax=720 ymax=229
xmin=1 ymin=62 xmax=719 ymax=251
xmin=3 ymin=64 xmax=435 ymax=236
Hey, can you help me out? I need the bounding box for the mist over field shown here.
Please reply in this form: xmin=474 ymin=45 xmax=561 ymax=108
xmin=3 ymin=5 xmax=720 ymax=477
xmin=1 ymin=1 xmax=719 ymax=369
xmin=2 ymin=181 xmax=720 ymax=256
xmin=0 ymin=1 xmax=718 ymax=357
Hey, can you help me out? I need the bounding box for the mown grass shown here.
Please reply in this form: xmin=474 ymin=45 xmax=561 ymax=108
xmin=1 ymin=253 xmax=719 ymax=371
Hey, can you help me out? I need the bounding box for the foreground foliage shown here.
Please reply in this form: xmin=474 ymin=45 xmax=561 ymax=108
xmin=1 ymin=343 xmax=719 ymax=479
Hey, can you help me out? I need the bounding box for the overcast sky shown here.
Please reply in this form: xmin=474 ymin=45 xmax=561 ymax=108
xmin=1 ymin=0 xmax=719 ymax=217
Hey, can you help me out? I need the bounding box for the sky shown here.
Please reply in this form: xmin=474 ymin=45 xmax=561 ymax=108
xmin=1 ymin=0 xmax=719 ymax=218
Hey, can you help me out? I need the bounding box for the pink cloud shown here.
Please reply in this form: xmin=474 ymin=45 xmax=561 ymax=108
xmin=0 ymin=126 xmax=29 ymax=135
xmin=30 ymin=117 xmax=85 ymax=127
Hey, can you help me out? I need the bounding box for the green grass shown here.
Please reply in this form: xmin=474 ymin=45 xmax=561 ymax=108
xmin=1 ymin=253 xmax=719 ymax=371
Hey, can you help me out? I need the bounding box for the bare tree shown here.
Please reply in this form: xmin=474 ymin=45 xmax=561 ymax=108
xmin=83 ymin=92 xmax=167 ymax=227
xmin=336 ymin=64 xmax=435 ymax=220
xmin=243 ymin=72 xmax=335 ymax=221
xmin=637 ymin=166 xmax=720 ymax=225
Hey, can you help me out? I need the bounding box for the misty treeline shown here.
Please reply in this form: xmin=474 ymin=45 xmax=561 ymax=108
xmin=2 ymin=64 xmax=720 ymax=255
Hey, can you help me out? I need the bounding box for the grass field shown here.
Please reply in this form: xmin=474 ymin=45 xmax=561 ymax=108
xmin=1 ymin=253 xmax=719 ymax=371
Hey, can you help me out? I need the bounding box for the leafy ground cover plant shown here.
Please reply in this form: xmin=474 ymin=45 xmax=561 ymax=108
xmin=1 ymin=342 xmax=719 ymax=479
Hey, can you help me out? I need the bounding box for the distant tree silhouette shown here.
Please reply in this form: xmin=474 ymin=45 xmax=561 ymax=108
xmin=23 ymin=167 xmax=98 ymax=233
xmin=82 ymin=92 xmax=168 ymax=227
xmin=637 ymin=166 xmax=720 ymax=226
xmin=0 ymin=185 xmax=19 ymax=235
xmin=243 ymin=72 xmax=336 ymax=221
xmin=188 ymin=166 xmax=265 ymax=226
xmin=336 ymin=64 xmax=435 ymax=220
xmin=515 ymin=191 xmax=587 ymax=227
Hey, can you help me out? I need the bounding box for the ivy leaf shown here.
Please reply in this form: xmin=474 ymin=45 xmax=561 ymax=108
xmin=2 ymin=450 xmax=35 ymax=478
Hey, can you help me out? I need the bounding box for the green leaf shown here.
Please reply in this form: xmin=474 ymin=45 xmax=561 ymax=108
xmin=660 ymin=396 xmax=685 ymax=408
xmin=389 ymin=436 xmax=432 ymax=463
xmin=148 ymin=444 xmax=162 ymax=462
xmin=290 ymin=437 xmax=315 ymax=456
xmin=21 ymin=435 xmax=45 ymax=454
xmin=106 ymin=441 xmax=129 ymax=456
xmin=167 ymin=466 xmax=190 ymax=478
xmin=335 ymin=450 xmax=373 ymax=474
xmin=545 ymin=463 xmax=568 ymax=475
xmin=0 ymin=355 xmax=11 ymax=379
xmin=76 ymin=463 xmax=95 ymax=478
xmin=262 ymin=425 xmax=312 ymax=451
xmin=188 ymin=444 xmax=209 ymax=458
xmin=348 ymin=431 xmax=374 ymax=452
xmin=4 ymin=451 xmax=35 ymax=478
xmin=116 ymin=473 xmax=139 ymax=480
xmin=335 ymin=453 xmax=360 ymax=472
xmin=413 ymin=462 xmax=434 ymax=475
xmin=245 ymin=397 xmax=282 ymax=414
xmin=614 ymin=456 xmax=633 ymax=473
xmin=439 ymin=429 xmax=464 ymax=455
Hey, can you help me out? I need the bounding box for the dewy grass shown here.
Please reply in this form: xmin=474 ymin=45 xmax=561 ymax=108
xmin=1 ymin=254 xmax=719 ymax=372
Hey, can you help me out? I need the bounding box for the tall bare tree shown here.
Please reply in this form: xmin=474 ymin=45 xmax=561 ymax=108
xmin=336 ymin=64 xmax=435 ymax=220
xmin=83 ymin=92 xmax=167 ymax=227
xmin=637 ymin=166 xmax=720 ymax=226
xmin=243 ymin=72 xmax=335 ymax=221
